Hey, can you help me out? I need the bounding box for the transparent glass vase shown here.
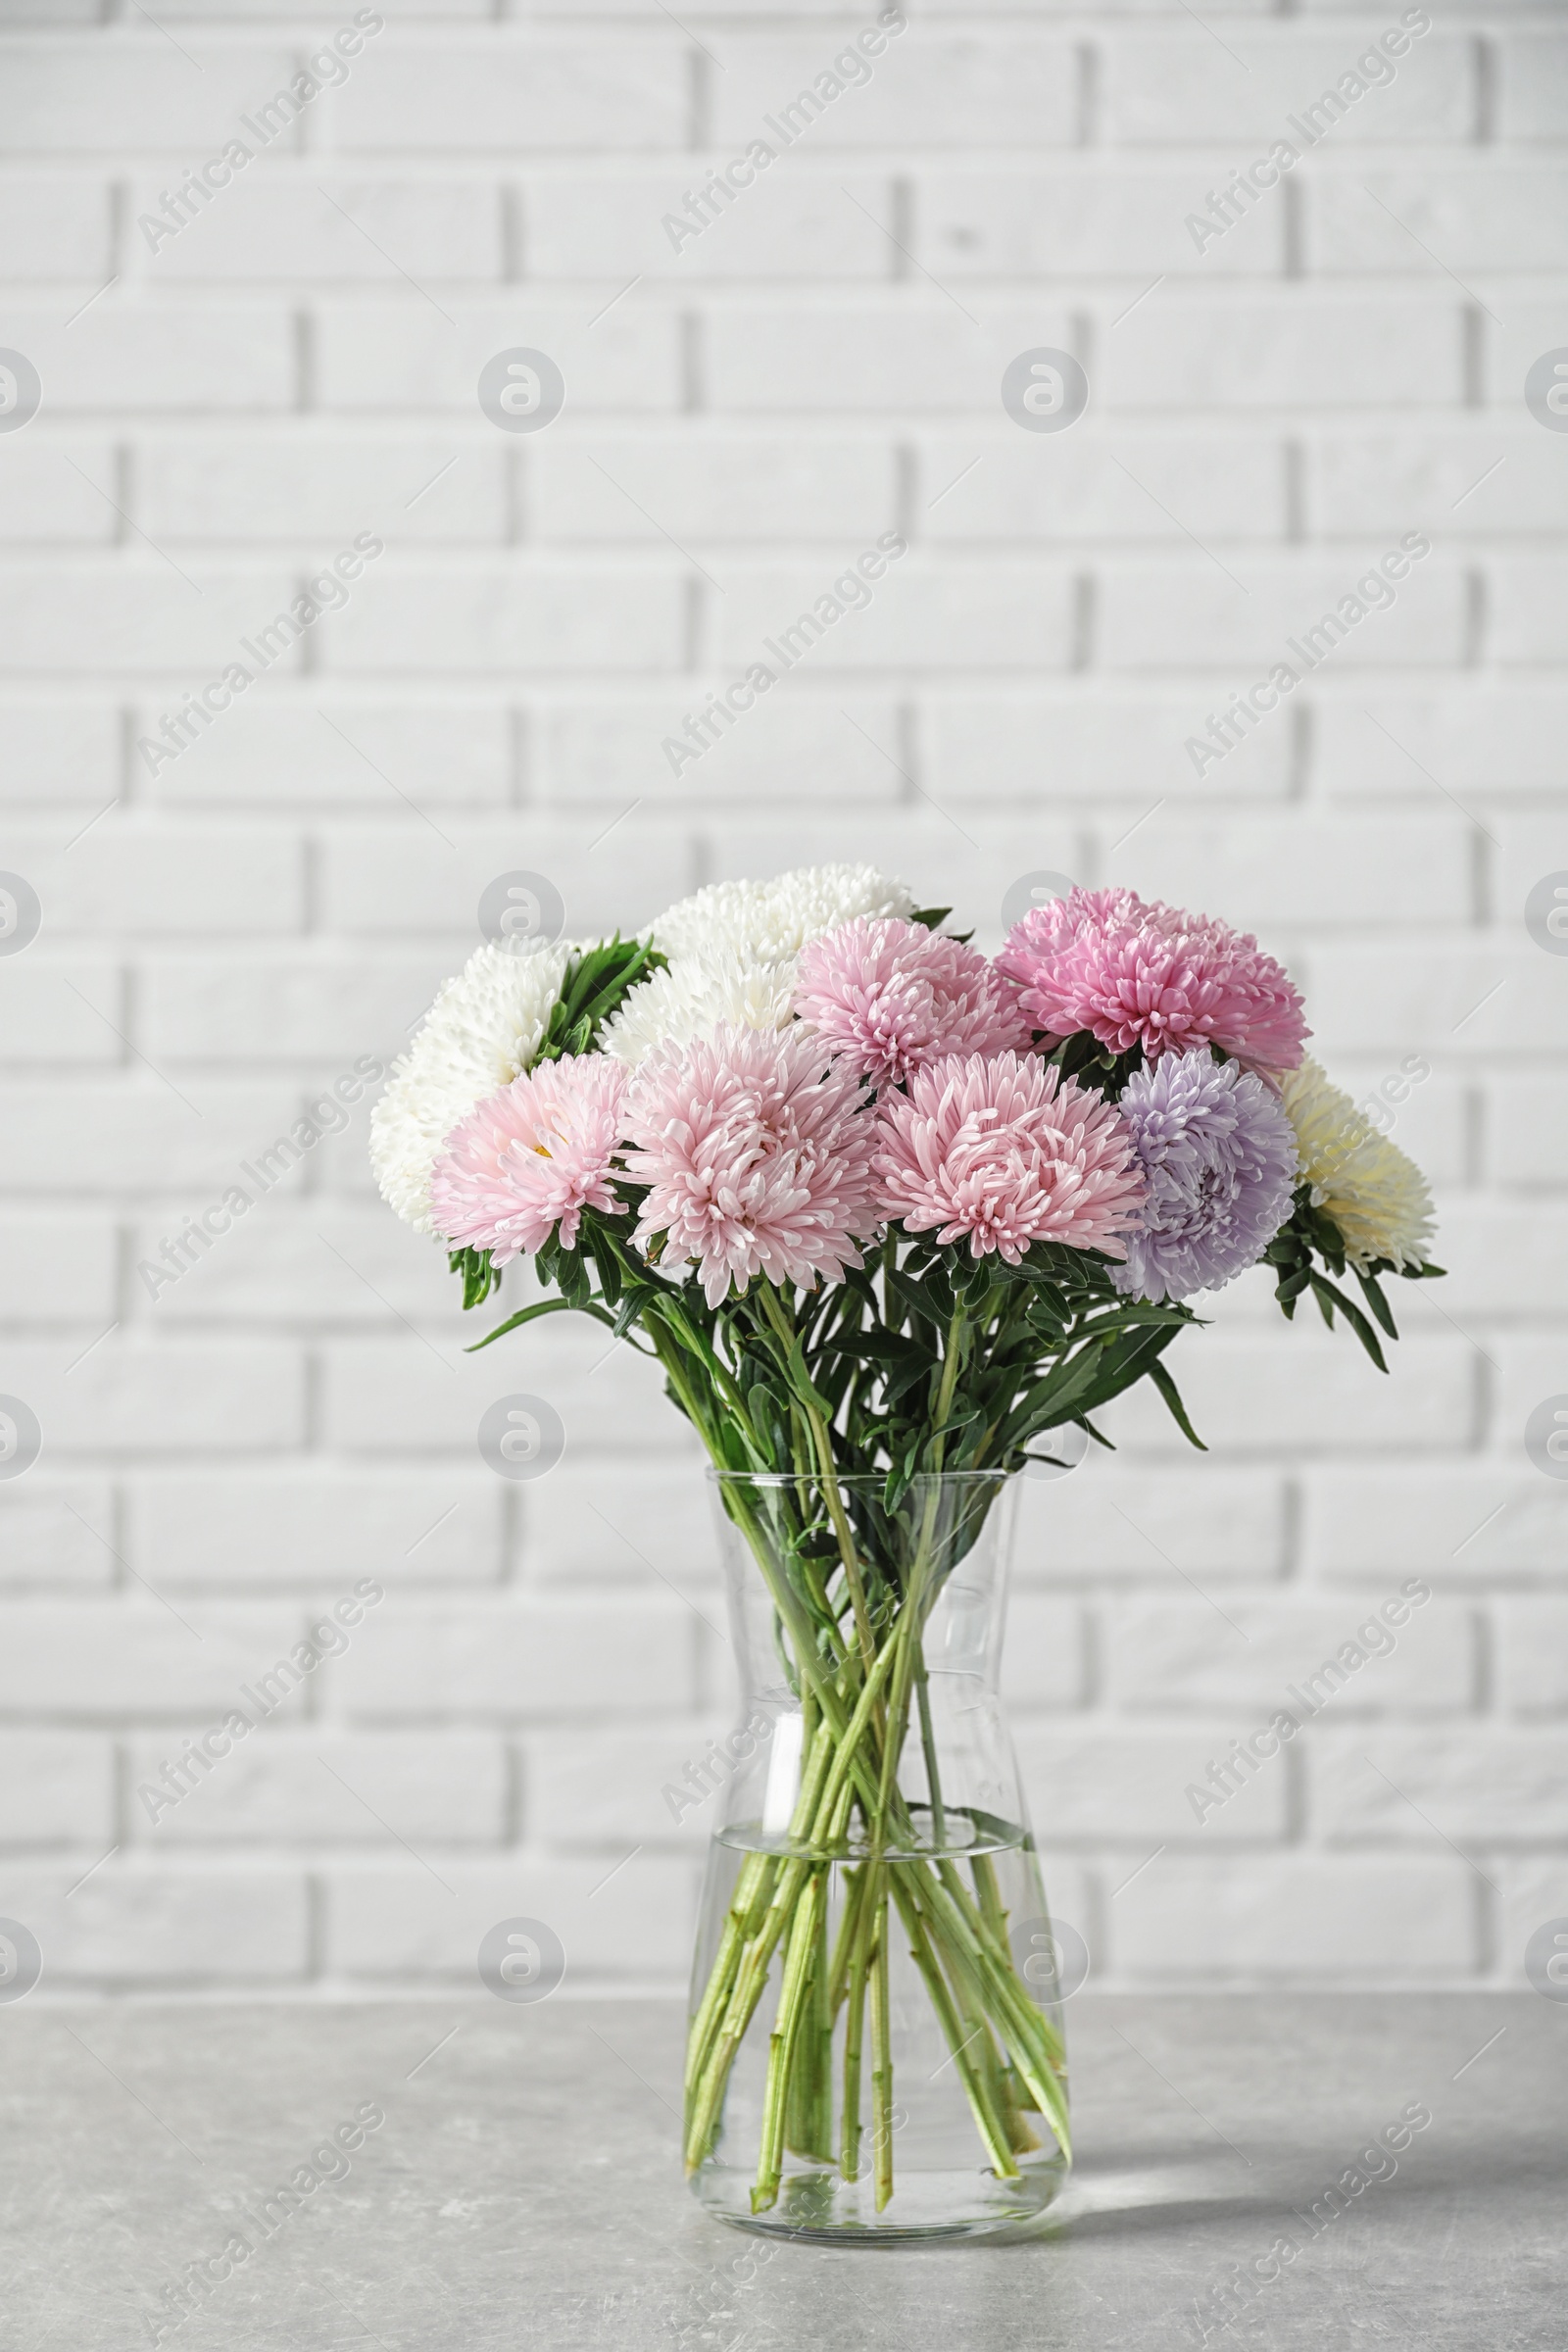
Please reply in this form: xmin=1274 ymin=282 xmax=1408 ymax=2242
xmin=685 ymin=1469 xmax=1070 ymax=2244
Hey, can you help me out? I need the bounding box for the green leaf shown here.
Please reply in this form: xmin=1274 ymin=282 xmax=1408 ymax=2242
xmin=1308 ymin=1271 xmax=1388 ymax=1373
xmin=533 ymin=934 xmax=667 ymax=1066
xmin=449 ymin=1246 xmax=502 ymax=1310
xmin=612 ymin=1286 xmax=658 ymax=1340
xmin=1354 ymin=1267 xmax=1398 ymax=1342
xmin=1147 ymin=1357 xmax=1207 ymax=1450
xmin=781 ymin=1328 xmax=835 ymax=1420
xmin=886 ymin=1260 xmax=953 ymax=1332
xmin=997 ymin=1345 xmax=1110 ymax=1450
xmin=1068 ymin=1324 xmax=1178 ymax=1418
xmin=584 ymin=1222 xmax=623 ymax=1308
xmin=555 ymin=1246 xmax=593 ymax=1309
xmin=465 ymin=1296 xmax=590 ymax=1351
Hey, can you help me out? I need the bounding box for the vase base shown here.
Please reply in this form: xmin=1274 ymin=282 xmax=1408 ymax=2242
xmin=692 ymin=2158 xmax=1068 ymax=2245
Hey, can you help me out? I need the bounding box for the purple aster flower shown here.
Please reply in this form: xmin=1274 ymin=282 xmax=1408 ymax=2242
xmin=1113 ymin=1051 xmax=1298 ymax=1303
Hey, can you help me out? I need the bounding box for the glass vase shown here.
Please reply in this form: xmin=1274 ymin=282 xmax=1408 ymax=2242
xmin=685 ymin=1469 xmax=1070 ymax=2243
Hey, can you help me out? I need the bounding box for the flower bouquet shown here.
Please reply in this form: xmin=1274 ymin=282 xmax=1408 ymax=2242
xmin=371 ymin=864 xmax=1441 ymax=2240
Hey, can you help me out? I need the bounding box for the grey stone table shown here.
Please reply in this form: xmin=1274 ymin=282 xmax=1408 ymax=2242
xmin=4 ymin=1994 xmax=1562 ymax=2350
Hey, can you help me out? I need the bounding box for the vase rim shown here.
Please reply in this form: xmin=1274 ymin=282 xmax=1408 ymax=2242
xmin=707 ymin=1468 xmax=1016 ymax=1487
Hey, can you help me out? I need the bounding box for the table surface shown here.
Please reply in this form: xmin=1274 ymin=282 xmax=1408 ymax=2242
xmin=6 ymin=1992 xmax=1562 ymax=2350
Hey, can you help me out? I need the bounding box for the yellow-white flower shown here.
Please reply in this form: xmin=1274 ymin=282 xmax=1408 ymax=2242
xmin=1279 ymin=1056 xmax=1436 ymax=1273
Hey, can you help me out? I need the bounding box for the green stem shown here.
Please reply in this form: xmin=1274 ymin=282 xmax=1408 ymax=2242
xmin=684 ymin=1847 xmax=776 ymax=2098
xmin=785 ymin=1876 xmax=833 ymax=2163
xmin=827 ymin=1854 xmax=867 ymax=2017
xmin=683 ymin=1719 xmax=835 ymax=2171
xmin=758 ymin=1286 xmax=879 ymax=1675
xmin=971 ymin=1851 xmax=1011 ymax=1951
xmin=913 ymin=1661 xmax=947 ymax=1847
xmin=889 ymin=1867 xmax=1020 ymax=2182
xmin=752 ymin=1869 xmax=824 ymax=2211
xmin=839 ymin=1864 xmax=875 ymax=2181
xmin=918 ymin=1864 xmax=1071 ymax=2159
xmin=868 ymin=1879 xmax=894 ymax=2211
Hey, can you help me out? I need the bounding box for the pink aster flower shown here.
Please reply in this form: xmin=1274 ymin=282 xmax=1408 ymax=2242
xmin=794 ymin=916 xmax=1032 ymax=1089
xmin=622 ymin=1023 xmax=879 ymax=1309
xmin=430 ymin=1054 xmax=628 ymax=1263
xmin=875 ymin=1052 xmax=1147 ymax=1264
xmin=997 ymin=887 xmax=1308 ymax=1074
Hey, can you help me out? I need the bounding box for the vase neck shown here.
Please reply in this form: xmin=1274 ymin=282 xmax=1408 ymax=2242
xmin=702 ymin=1471 xmax=1027 ymax=1860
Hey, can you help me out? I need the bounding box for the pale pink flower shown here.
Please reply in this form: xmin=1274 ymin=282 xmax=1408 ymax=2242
xmin=998 ymin=887 xmax=1308 ymax=1074
xmin=430 ymin=1054 xmax=628 ymax=1263
xmin=622 ymin=1023 xmax=880 ymax=1309
xmin=875 ymin=1052 xmax=1147 ymax=1264
xmin=794 ymin=916 xmax=1032 ymax=1089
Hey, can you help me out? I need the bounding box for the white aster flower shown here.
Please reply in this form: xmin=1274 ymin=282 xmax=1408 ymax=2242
xmin=653 ymin=862 xmax=915 ymax=963
xmin=1279 ymin=1056 xmax=1436 ymax=1273
xmin=370 ymin=939 xmax=573 ymax=1234
xmin=599 ymin=947 xmax=798 ymax=1068
xmin=606 ymin=863 xmax=916 ymax=1068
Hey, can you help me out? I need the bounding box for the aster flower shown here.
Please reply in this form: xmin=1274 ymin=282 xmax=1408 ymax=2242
xmin=370 ymin=940 xmax=572 ymax=1234
xmin=1112 ymin=1051 xmax=1298 ymax=1303
xmin=605 ymin=864 xmax=917 ymax=1074
xmin=622 ymin=1023 xmax=880 ymax=1308
xmin=1279 ymin=1057 xmax=1435 ymax=1273
xmin=875 ymin=1052 xmax=1147 ymax=1264
xmin=599 ymin=947 xmax=797 ymax=1069
xmin=430 ymin=1054 xmax=628 ymax=1264
xmin=998 ymin=886 xmax=1307 ymax=1074
xmin=794 ymin=917 xmax=1032 ymax=1089
xmin=653 ymin=862 xmax=914 ymax=963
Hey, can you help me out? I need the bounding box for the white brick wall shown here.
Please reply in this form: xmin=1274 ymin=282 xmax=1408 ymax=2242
xmin=0 ymin=0 xmax=1564 ymax=2005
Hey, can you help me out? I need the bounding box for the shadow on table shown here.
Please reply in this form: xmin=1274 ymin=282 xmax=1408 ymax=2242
xmin=1033 ymin=2130 xmax=1566 ymax=2248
